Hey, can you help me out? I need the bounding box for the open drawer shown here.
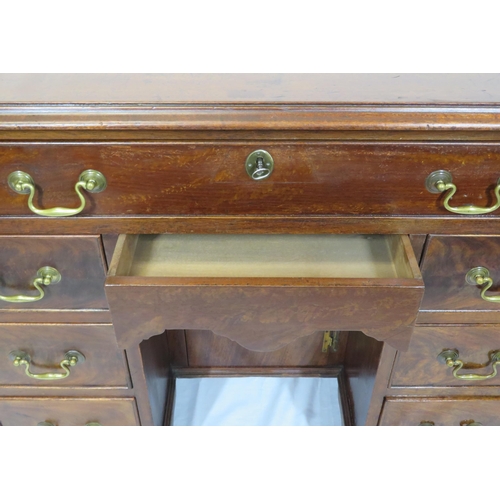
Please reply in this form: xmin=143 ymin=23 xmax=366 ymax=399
xmin=105 ymin=234 xmax=424 ymax=351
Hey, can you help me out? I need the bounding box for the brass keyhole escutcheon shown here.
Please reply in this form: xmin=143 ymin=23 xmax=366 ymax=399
xmin=245 ymin=150 xmax=274 ymax=180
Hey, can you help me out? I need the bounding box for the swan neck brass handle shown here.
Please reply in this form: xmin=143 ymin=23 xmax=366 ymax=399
xmin=37 ymin=421 xmax=102 ymax=426
xmin=438 ymin=348 xmax=500 ymax=380
xmin=0 ymin=266 xmax=61 ymax=303
xmin=9 ymin=349 xmax=85 ymax=380
xmin=8 ymin=169 xmax=107 ymax=217
xmin=466 ymin=267 xmax=500 ymax=303
xmin=419 ymin=420 xmax=483 ymax=426
xmin=426 ymin=170 xmax=500 ymax=215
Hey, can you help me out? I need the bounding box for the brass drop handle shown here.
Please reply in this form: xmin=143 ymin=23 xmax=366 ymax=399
xmin=37 ymin=421 xmax=102 ymax=426
xmin=0 ymin=266 xmax=61 ymax=303
xmin=438 ymin=348 xmax=500 ymax=380
xmin=8 ymin=169 xmax=107 ymax=217
xmin=426 ymin=170 xmax=500 ymax=215
xmin=419 ymin=420 xmax=483 ymax=426
xmin=9 ymin=349 xmax=85 ymax=380
xmin=466 ymin=267 xmax=500 ymax=302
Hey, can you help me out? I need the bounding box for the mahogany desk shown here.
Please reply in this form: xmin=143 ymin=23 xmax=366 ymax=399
xmin=1 ymin=74 xmax=500 ymax=426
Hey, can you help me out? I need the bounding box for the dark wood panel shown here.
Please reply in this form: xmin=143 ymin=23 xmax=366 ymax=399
xmin=379 ymin=398 xmax=500 ymax=426
xmin=185 ymin=330 xmax=347 ymax=367
xmin=101 ymin=234 xmax=119 ymax=268
xmin=391 ymin=325 xmax=500 ymax=388
xmin=0 ymin=324 xmax=129 ymax=389
xmin=139 ymin=333 xmax=169 ymax=427
xmin=4 ymin=215 xmax=500 ymax=236
xmin=409 ymin=234 xmax=427 ymax=264
xmin=107 ymin=283 xmax=421 ymax=351
xmin=420 ymin=236 xmax=500 ymax=321
xmin=344 ymin=331 xmax=383 ymax=426
xmin=0 ymin=309 xmax=112 ymax=323
xmin=3 ymin=143 xmax=500 ymax=217
xmin=0 ymin=236 xmax=108 ymax=311
xmin=0 ymin=397 xmax=139 ymax=426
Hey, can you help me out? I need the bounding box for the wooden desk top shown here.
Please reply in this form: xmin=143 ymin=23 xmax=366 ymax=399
xmin=1 ymin=74 xmax=500 ymax=105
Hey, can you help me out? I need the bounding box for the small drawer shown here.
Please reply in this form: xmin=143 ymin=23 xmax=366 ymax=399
xmin=391 ymin=325 xmax=500 ymax=388
xmin=106 ymin=234 xmax=424 ymax=351
xmin=0 ymin=398 xmax=139 ymax=426
xmin=3 ymin=143 xmax=500 ymax=217
xmin=0 ymin=236 xmax=108 ymax=314
xmin=0 ymin=324 xmax=130 ymax=388
xmin=418 ymin=235 xmax=500 ymax=323
xmin=379 ymin=398 xmax=500 ymax=426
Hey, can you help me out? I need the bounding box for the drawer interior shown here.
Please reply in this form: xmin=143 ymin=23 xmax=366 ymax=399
xmin=111 ymin=234 xmax=418 ymax=279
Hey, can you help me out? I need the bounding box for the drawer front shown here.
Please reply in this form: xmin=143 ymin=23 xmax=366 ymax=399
xmin=418 ymin=236 xmax=500 ymax=323
xmin=0 ymin=324 xmax=130 ymax=388
xmin=2 ymin=143 xmax=500 ymax=217
xmin=391 ymin=326 xmax=500 ymax=388
xmin=0 ymin=398 xmax=139 ymax=425
xmin=106 ymin=234 xmax=423 ymax=351
xmin=0 ymin=236 xmax=108 ymax=312
xmin=380 ymin=398 xmax=500 ymax=426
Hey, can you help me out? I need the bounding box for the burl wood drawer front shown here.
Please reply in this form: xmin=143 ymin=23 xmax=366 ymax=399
xmin=418 ymin=236 xmax=500 ymax=324
xmin=0 ymin=236 xmax=108 ymax=312
xmin=379 ymin=398 xmax=500 ymax=426
xmin=106 ymin=234 xmax=424 ymax=351
xmin=0 ymin=324 xmax=130 ymax=388
xmin=0 ymin=398 xmax=139 ymax=426
xmin=3 ymin=142 xmax=500 ymax=216
xmin=391 ymin=326 xmax=500 ymax=388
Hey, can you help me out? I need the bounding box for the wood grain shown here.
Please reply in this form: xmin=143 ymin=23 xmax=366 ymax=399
xmin=0 ymin=324 xmax=130 ymax=389
xmin=3 ymin=143 xmax=500 ymax=218
xmin=0 ymin=236 xmax=108 ymax=312
xmin=2 ymin=74 xmax=500 ymax=104
xmin=391 ymin=325 xmax=500 ymax=388
xmin=0 ymin=397 xmax=139 ymax=426
xmin=344 ymin=331 xmax=384 ymax=426
xmin=379 ymin=397 xmax=500 ymax=426
xmin=419 ymin=236 xmax=500 ymax=321
xmin=184 ymin=329 xmax=347 ymax=367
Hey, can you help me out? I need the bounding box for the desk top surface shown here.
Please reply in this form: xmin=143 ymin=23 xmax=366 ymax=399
xmin=1 ymin=74 xmax=500 ymax=105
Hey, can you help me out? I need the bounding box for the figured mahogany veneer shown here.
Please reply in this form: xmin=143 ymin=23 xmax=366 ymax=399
xmin=379 ymin=398 xmax=500 ymax=426
xmin=105 ymin=234 xmax=423 ymax=352
xmin=0 ymin=397 xmax=139 ymax=426
xmin=2 ymin=143 xmax=500 ymax=218
xmin=391 ymin=325 xmax=500 ymax=388
xmin=2 ymin=74 xmax=500 ymax=425
xmin=0 ymin=236 xmax=108 ymax=313
xmin=418 ymin=236 xmax=500 ymax=323
xmin=0 ymin=324 xmax=130 ymax=389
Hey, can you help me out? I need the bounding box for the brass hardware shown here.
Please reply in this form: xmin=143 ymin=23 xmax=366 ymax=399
xmin=419 ymin=420 xmax=483 ymax=426
xmin=9 ymin=349 xmax=85 ymax=380
xmin=245 ymin=150 xmax=274 ymax=180
xmin=438 ymin=348 xmax=500 ymax=380
xmin=466 ymin=266 xmax=500 ymax=302
xmin=0 ymin=266 xmax=61 ymax=303
xmin=37 ymin=421 xmax=102 ymax=426
xmin=426 ymin=170 xmax=500 ymax=215
xmin=322 ymin=331 xmax=340 ymax=353
xmin=8 ymin=169 xmax=107 ymax=217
